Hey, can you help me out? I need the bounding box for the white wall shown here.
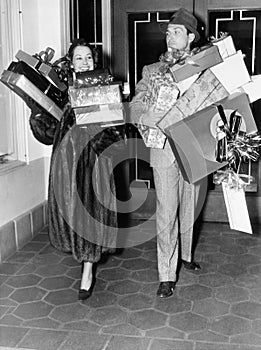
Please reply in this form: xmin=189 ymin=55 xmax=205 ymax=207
xmin=0 ymin=0 xmax=68 ymax=226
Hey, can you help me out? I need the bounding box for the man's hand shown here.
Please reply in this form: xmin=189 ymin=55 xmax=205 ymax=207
xmin=140 ymin=106 xmax=165 ymax=128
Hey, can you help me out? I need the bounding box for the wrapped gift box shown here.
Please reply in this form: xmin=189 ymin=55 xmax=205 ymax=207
xmin=222 ymin=182 xmax=252 ymax=234
xmin=1 ymin=70 xmax=63 ymax=121
xmin=15 ymin=49 xmax=67 ymax=92
xmin=235 ymin=75 xmax=261 ymax=103
xmin=4 ymin=61 xmax=67 ymax=108
xmin=137 ymin=124 xmax=166 ymax=149
xmin=157 ymin=69 xmax=229 ymax=131
xmin=73 ymin=68 xmax=112 ymax=88
xmin=170 ymin=45 xmax=223 ymax=82
xmin=154 ymin=84 xmax=179 ymax=112
xmin=165 ymin=92 xmax=257 ymax=184
xmin=210 ymin=50 xmax=251 ymax=94
xmin=69 ymin=83 xmax=122 ymax=107
xmin=75 ymin=103 xmax=125 ymax=126
xmin=212 ymin=35 xmax=236 ymax=59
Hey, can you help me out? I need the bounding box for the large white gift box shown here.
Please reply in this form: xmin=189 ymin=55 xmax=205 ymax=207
xmin=210 ymin=50 xmax=251 ymax=94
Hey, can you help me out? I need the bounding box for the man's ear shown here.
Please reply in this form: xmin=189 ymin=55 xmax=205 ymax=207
xmin=188 ymin=32 xmax=195 ymax=44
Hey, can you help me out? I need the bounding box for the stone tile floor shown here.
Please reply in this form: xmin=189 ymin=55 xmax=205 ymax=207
xmin=0 ymin=220 xmax=261 ymax=350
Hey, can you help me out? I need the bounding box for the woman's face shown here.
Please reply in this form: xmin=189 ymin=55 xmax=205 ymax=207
xmin=72 ymin=46 xmax=94 ymax=72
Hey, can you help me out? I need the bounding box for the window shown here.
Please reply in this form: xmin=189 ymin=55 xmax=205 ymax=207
xmin=69 ymin=0 xmax=112 ymax=69
xmin=0 ymin=0 xmax=27 ymax=164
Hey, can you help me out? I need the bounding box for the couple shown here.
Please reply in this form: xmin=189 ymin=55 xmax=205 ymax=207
xmin=28 ymin=7 xmax=201 ymax=301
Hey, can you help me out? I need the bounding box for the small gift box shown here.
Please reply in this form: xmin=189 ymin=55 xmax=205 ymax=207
xmin=0 ymin=69 xmax=63 ymax=120
xmin=222 ymin=182 xmax=252 ymax=234
xmin=75 ymin=103 xmax=125 ymax=126
xmin=211 ymin=34 xmax=236 ymax=59
xmin=73 ymin=68 xmax=113 ymax=88
xmin=137 ymin=124 xmax=167 ymax=149
xmin=169 ymin=45 xmax=223 ymax=82
xmin=210 ymin=50 xmax=251 ymax=94
xmin=154 ymin=84 xmax=179 ymax=112
xmin=69 ymin=83 xmax=122 ymax=108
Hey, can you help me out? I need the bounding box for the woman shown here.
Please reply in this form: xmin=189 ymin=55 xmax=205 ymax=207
xmin=29 ymin=39 xmax=123 ymax=300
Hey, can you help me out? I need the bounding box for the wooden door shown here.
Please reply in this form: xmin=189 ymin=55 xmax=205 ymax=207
xmin=112 ymin=0 xmax=195 ymax=190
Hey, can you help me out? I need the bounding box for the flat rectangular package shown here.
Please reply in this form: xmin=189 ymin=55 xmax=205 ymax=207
xmin=75 ymin=103 xmax=125 ymax=126
xmin=222 ymin=183 xmax=252 ymax=234
xmin=165 ymin=92 xmax=257 ymax=184
xmin=169 ymin=45 xmax=223 ymax=82
xmin=0 ymin=70 xmax=63 ymax=121
xmin=69 ymin=84 xmax=122 ymax=108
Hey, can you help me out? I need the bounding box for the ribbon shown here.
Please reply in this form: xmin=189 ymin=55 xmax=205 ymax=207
xmin=214 ymin=105 xmax=261 ymax=189
xmin=209 ymin=31 xmax=229 ymax=44
xmin=213 ymin=166 xmax=254 ymax=190
xmin=33 ymin=47 xmax=55 ymax=64
xmin=215 ymin=105 xmax=261 ymax=168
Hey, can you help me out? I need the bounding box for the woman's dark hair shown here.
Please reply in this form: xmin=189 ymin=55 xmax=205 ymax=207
xmin=67 ymin=38 xmax=99 ymax=65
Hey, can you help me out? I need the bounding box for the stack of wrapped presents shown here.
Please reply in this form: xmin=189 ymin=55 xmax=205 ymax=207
xmin=0 ymin=49 xmax=67 ymax=121
xmin=149 ymin=34 xmax=261 ymax=233
xmin=0 ymin=49 xmax=125 ymax=127
xmin=68 ymin=69 xmax=125 ymax=126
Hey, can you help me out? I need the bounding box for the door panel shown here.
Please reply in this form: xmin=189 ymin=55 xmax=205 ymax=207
xmin=112 ymin=0 xmax=194 ymax=188
xmin=112 ymin=0 xmax=194 ymax=81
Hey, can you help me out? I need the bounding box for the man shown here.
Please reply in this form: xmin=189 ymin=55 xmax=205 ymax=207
xmin=130 ymin=8 xmax=201 ymax=298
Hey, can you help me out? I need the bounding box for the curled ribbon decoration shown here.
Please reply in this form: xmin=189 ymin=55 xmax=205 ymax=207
xmin=214 ymin=105 xmax=261 ymax=189
xmin=215 ymin=104 xmax=261 ymax=168
xmin=213 ymin=167 xmax=254 ymax=190
xmin=209 ymin=31 xmax=229 ymax=43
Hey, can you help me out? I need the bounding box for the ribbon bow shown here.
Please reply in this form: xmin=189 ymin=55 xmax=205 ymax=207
xmin=33 ymin=47 xmax=55 ymax=64
xmin=215 ymin=105 xmax=261 ymax=169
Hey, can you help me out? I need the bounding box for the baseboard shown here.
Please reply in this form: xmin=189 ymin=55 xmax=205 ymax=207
xmin=0 ymin=201 xmax=48 ymax=263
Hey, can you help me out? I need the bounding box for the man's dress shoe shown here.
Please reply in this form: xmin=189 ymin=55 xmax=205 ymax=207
xmin=182 ymin=260 xmax=201 ymax=270
xmin=156 ymin=281 xmax=176 ymax=298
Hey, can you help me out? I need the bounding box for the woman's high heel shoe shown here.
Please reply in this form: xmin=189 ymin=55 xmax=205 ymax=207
xmin=78 ymin=287 xmax=92 ymax=300
xmin=78 ymin=277 xmax=95 ymax=300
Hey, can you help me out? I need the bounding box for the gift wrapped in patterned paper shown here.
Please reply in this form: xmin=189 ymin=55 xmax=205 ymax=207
xmin=157 ymin=68 xmax=229 ymax=131
xmin=142 ymin=71 xmax=180 ymax=113
xmin=69 ymin=83 xmax=122 ymax=108
xmin=138 ymin=123 xmax=167 ymax=149
xmin=73 ymin=68 xmax=113 ymax=88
